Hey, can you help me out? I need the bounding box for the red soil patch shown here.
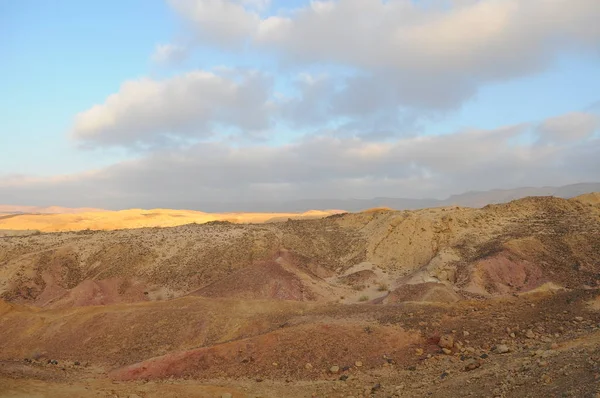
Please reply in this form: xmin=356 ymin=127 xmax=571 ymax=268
xmin=190 ymin=260 xmax=316 ymax=301
xmin=110 ymin=322 xmax=421 ymax=381
xmin=466 ymin=251 xmax=547 ymax=295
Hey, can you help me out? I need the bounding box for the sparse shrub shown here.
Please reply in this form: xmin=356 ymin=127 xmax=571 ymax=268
xmin=358 ymin=295 xmax=369 ymax=302
xmin=377 ymin=283 xmax=389 ymax=292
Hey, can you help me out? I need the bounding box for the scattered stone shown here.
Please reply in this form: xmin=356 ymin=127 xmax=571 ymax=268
xmin=463 ymin=331 xmax=470 ymax=337
xmin=465 ymin=360 xmax=481 ymax=371
xmin=330 ymin=365 xmax=340 ymax=373
xmin=575 ymin=316 xmax=584 ymax=322
xmin=441 ymin=371 xmax=449 ymax=379
xmin=442 ymin=348 xmax=453 ymax=355
xmin=439 ymin=335 xmax=454 ymax=349
xmin=415 ymin=348 xmax=424 ymax=356
xmin=525 ymin=330 xmax=535 ymax=339
xmin=480 ymin=353 xmax=489 ymax=359
xmin=339 ymin=375 xmax=349 ymax=381
xmin=408 ymin=366 xmax=417 ymax=371
xmin=371 ymin=383 xmax=382 ymax=393
xmin=355 ymin=361 xmax=363 ymax=367
xmin=540 ymin=350 xmax=556 ymax=358
xmin=305 ymin=363 xmax=313 ymax=370
xmin=495 ymin=345 xmax=510 ymax=354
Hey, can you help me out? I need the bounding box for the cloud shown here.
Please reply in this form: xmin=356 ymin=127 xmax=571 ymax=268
xmin=72 ymin=69 xmax=273 ymax=147
xmin=151 ymin=43 xmax=189 ymax=65
xmin=258 ymin=0 xmax=600 ymax=72
xmin=74 ymin=1 xmax=600 ymax=148
xmin=7 ymin=111 xmax=600 ymax=208
xmin=537 ymin=112 xmax=599 ymax=143
xmin=167 ymin=0 xmax=263 ymax=48
xmin=167 ymin=0 xmax=600 ymax=110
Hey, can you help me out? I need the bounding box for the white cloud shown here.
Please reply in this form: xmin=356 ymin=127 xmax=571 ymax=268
xmin=169 ymin=0 xmax=600 ymax=110
xmin=72 ymin=70 xmax=273 ymax=147
xmin=151 ymin=43 xmax=188 ymax=65
xmin=255 ymin=0 xmax=600 ymax=73
xmin=168 ymin=0 xmax=262 ymax=47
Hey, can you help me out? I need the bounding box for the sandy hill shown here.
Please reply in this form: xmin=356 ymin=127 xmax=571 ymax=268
xmin=0 ymin=208 xmax=343 ymax=233
xmin=1 ymin=194 xmax=600 ymax=397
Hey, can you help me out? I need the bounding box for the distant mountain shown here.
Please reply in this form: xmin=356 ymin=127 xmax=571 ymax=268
xmin=1 ymin=182 xmax=599 ymax=214
xmin=186 ymin=182 xmax=600 ymax=212
xmin=441 ymin=183 xmax=600 ymax=208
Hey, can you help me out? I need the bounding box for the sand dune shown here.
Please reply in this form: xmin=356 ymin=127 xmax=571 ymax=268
xmin=0 ymin=208 xmax=344 ymax=232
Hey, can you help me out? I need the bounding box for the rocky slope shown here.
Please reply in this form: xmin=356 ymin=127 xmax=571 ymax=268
xmin=1 ymin=195 xmax=600 ymax=397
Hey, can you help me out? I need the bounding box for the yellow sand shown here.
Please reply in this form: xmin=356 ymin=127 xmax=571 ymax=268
xmin=0 ymin=208 xmax=344 ymax=232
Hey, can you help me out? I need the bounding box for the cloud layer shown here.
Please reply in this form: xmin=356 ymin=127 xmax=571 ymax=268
xmin=7 ymin=112 xmax=600 ymax=208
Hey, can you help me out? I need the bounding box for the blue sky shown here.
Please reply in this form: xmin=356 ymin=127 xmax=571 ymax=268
xmin=1 ymin=0 xmax=600 ymax=207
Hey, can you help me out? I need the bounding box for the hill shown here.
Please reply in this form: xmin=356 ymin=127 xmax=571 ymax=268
xmin=1 ymin=194 xmax=600 ymax=397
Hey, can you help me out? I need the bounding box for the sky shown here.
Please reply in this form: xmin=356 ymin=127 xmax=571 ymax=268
xmin=1 ymin=0 xmax=600 ymax=209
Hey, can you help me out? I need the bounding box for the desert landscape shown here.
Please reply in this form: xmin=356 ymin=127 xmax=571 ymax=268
xmin=0 ymin=193 xmax=599 ymax=397
xmin=5 ymin=0 xmax=600 ymax=396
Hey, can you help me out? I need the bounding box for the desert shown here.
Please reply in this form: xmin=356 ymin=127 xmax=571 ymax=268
xmin=1 ymin=193 xmax=600 ymax=397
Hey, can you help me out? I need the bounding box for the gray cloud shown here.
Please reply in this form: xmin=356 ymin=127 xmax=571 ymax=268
xmin=537 ymin=112 xmax=599 ymax=143
xmin=5 ymin=112 xmax=600 ymax=209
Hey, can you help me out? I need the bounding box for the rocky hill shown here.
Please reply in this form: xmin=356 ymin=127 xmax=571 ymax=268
xmin=1 ymin=195 xmax=600 ymax=397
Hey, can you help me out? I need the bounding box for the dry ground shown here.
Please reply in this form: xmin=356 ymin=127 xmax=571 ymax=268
xmin=1 ymin=194 xmax=600 ymax=397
